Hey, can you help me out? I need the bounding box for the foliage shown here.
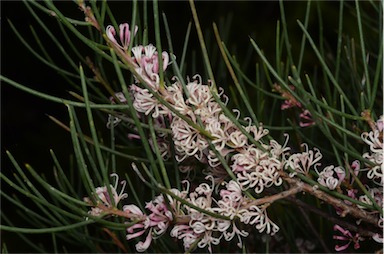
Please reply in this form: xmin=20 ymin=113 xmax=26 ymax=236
xmin=1 ymin=0 xmax=382 ymax=253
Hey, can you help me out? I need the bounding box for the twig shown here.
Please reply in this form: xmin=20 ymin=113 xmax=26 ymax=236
xmin=282 ymin=173 xmax=379 ymax=226
xmin=243 ymin=184 xmax=303 ymax=209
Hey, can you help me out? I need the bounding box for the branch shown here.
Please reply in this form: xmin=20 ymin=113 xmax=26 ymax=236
xmin=281 ymin=173 xmax=379 ymax=226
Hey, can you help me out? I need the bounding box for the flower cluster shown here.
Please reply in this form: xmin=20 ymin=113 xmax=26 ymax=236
xmin=86 ymin=173 xmax=280 ymax=252
xmin=108 ymin=24 xmax=288 ymax=195
xmin=360 ymin=115 xmax=383 ymax=186
xmin=100 ymin=22 xmax=384 ymax=252
xmin=130 ymin=73 xmax=288 ymax=194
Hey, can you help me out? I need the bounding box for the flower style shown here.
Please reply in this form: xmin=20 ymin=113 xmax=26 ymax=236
xmin=106 ymin=23 xmax=138 ymax=51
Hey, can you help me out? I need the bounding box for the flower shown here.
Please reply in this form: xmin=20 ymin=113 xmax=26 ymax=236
xmin=299 ymin=109 xmax=315 ymax=127
xmin=131 ymin=84 xmax=168 ymax=118
xmin=124 ymin=187 xmax=188 ymax=252
xmin=273 ymin=84 xmax=302 ymax=110
xmin=171 ymin=116 xmax=208 ymax=162
xmin=185 ymin=75 xmax=212 ymax=107
xmin=106 ymin=23 xmax=138 ymax=51
xmin=285 ymin=143 xmax=322 ymax=176
xmin=231 ymin=144 xmax=283 ymax=194
xmin=131 ymin=44 xmax=169 ymax=87
xmin=333 ymin=224 xmax=364 ymax=251
xmin=358 ymin=187 xmax=383 ymax=209
xmin=316 ymin=165 xmax=345 ymax=190
xmin=239 ymin=205 xmax=279 ymax=235
xmin=360 ymin=117 xmax=383 ymax=186
xmin=84 ymin=173 xmax=128 ymax=216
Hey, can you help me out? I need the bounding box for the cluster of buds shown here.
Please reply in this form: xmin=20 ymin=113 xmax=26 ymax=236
xmin=84 ymin=22 xmax=384 ymax=252
xmin=273 ymin=84 xmax=315 ymax=127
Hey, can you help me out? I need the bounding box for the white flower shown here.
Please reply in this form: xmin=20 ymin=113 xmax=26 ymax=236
xmin=317 ymin=166 xmax=345 ymax=190
xmin=94 ymin=173 xmax=128 ymax=207
xmin=245 ymin=121 xmax=269 ymax=141
xmin=358 ymin=187 xmax=383 ymax=209
xmin=231 ymin=145 xmax=282 ymax=193
xmin=171 ymin=117 xmax=208 ymax=161
xmin=239 ymin=205 xmax=279 ymax=235
xmin=285 ymin=143 xmax=322 ymax=176
xmin=186 ymin=75 xmax=212 ymax=106
xmin=360 ymin=116 xmax=384 ymax=186
xmin=132 ymin=86 xmax=168 ymax=118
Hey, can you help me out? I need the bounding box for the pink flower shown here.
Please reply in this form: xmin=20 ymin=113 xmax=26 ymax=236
xmin=131 ymin=44 xmax=169 ymax=85
xmin=274 ymin=84 xmax=302 ymax=110
xmin=84 ymin=173 xmax=128 ymax=216
xmin=333 ymin=224 xmax=363 ymax=251
xmin=299 ymin=109 xmax=315 ymax=127
xmin=106 ymin=23 xmax=138 ymax=51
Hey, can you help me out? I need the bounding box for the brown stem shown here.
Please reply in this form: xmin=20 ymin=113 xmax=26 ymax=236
xmin=97 ymin=203 xmax=141 ymax=220
xmin=282 ymin=174 xmax=379 ymax=226
xmin=243 ymin=184 xmax=303 ymax=209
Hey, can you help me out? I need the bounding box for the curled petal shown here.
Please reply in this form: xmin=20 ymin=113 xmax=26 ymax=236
xmin=124 ymin=204 xmax=144 ymax=217
xmin=106 ymin=25 xmax=117 ymax=44
xmin=119 ymin=23 xmax=130 ymax=49
xmin=135 ymin=229 xmax=153 ymax=252
xmin=162 ymin=51 xmax=169 ymax=71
